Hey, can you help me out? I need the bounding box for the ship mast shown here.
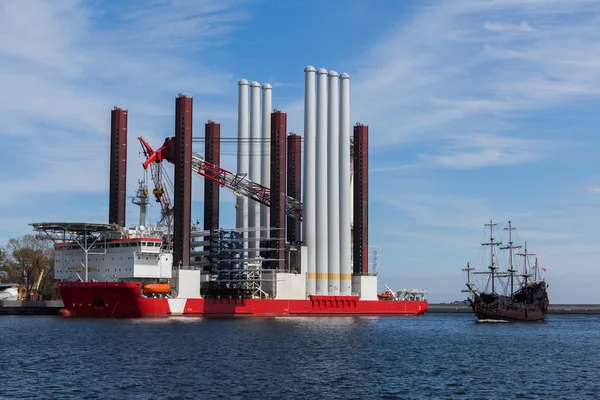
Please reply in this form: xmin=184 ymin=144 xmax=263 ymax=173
xmin=500 ymin=221 xmax=522 ymax=298
xmin=517 ymin=241 xmax=535 ymax=287
xmin=462 ymin=262 xmax=476 ymax=294
xmin=481 ymin=219 xmax=502 ymax=293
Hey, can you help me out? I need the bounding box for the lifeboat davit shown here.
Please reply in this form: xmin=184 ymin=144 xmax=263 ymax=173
xmin=143 ymin=283 xmax=171 ymax=295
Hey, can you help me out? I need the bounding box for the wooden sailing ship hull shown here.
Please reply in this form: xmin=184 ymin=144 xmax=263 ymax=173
xmin=470 ymin=297 xmax=547 ymax=321
xmin=468 ymin=282 xmax=549 ymax=322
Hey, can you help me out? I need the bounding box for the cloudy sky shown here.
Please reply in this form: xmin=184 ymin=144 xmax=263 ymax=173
xmin=1 ymin=0 xmax=599 ymax=303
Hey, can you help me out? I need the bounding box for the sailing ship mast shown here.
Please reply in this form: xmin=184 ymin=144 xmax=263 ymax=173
xmin=500 ymin=221 xmax=522 ymax=297
xmin=462 ymin=262 xmax=476 ymax=294
xmin=517 ymin=241 xmax=535 ymax=287
xmin=481 ymin=219 xmax=502 ymax=293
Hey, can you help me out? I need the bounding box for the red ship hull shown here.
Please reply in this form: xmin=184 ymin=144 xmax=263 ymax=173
xmin=59 ymin=282 xmax=428 ymax=318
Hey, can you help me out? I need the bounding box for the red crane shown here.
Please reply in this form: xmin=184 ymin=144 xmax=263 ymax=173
xmin=137 ymin=136 xmax=303 ymax=221
xmin=137 ymin=140 xmax=174 ymax=233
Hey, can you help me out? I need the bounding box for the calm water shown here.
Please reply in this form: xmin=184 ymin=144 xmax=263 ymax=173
xmin=1 ymin=314 xmax=599 ymax=399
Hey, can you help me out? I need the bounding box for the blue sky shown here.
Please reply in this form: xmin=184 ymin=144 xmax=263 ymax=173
xmin=1 ymin=0 xmax=600 ymax=303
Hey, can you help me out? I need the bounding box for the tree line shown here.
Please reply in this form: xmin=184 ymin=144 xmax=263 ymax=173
xmin=0 ymin=235 xmax=58 ymax=300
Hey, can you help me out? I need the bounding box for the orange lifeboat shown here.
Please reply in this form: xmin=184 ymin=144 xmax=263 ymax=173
xmin=377 ymin=291 xmax=393 ymax=301
xmin=143 ymin=283 xmax=171 ymax=295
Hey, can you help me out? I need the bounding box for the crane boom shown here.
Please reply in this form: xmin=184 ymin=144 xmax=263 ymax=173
xmin=137 ymin=136 xmax=303 ymax=221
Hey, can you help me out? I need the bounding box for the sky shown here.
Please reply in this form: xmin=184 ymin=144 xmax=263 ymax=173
xmin=1 ymin=0 xmax=600 ymax=303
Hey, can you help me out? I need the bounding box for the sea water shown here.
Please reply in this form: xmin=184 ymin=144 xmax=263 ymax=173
xmin=0 ymin=314 xmax=598 ymax=399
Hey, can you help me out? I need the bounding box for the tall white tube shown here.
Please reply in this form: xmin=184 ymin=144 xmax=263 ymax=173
xmin=339 ymin=73 xmax=352 ymax=295
xmin=327 ymin=71 xmax=340 ymax=295
xmin=261 ymin=83 xmax=272 ymax=241
xmin=315 ymin=68 xmax=329 ymax=295
xmin=248 ymin=81 xmax=261 ymax=258
xmin=237 ymin=79 xmax=249 ymax=252
xmin=303 ymin=66 xmax=316 ymax=295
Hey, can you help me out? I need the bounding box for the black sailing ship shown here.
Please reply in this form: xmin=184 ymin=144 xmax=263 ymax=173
xmin=463 ymin=220 xmax=549 ymax=321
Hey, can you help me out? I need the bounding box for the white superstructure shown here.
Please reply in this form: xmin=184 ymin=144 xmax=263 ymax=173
xmin=52 ymin=228 xmax=172 ymax=283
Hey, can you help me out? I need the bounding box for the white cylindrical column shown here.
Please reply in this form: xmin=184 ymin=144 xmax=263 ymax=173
xmin=248 ymin=81 xmax=261 ymax=259
xmin=260 ymin=83 xmax=272 ymax=242
xmin=327 ymin=71 xmax=340 ymax=295
xmin=237 ymin=79 xmax=249 ymax=252
xmin=339 ymin=73 xmax=352 ymax=295
xmin=302 ymin=66 xmax=316 ymax=295
xmin=315 ymin=68 xmax=329 ymax=295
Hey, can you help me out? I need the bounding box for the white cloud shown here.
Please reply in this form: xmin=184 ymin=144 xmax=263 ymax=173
xmin=418 ymin=133 xmax=556 ymax=169
xmin=0 ymin=0 xmax=248 ymax=202
xmin=348 ymin=0 xmax=600 ymax=154
xmin=0 ymin=0 xmax=252 ymax=242
xmin=483 ymin=21 xmax=535 ymax=32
